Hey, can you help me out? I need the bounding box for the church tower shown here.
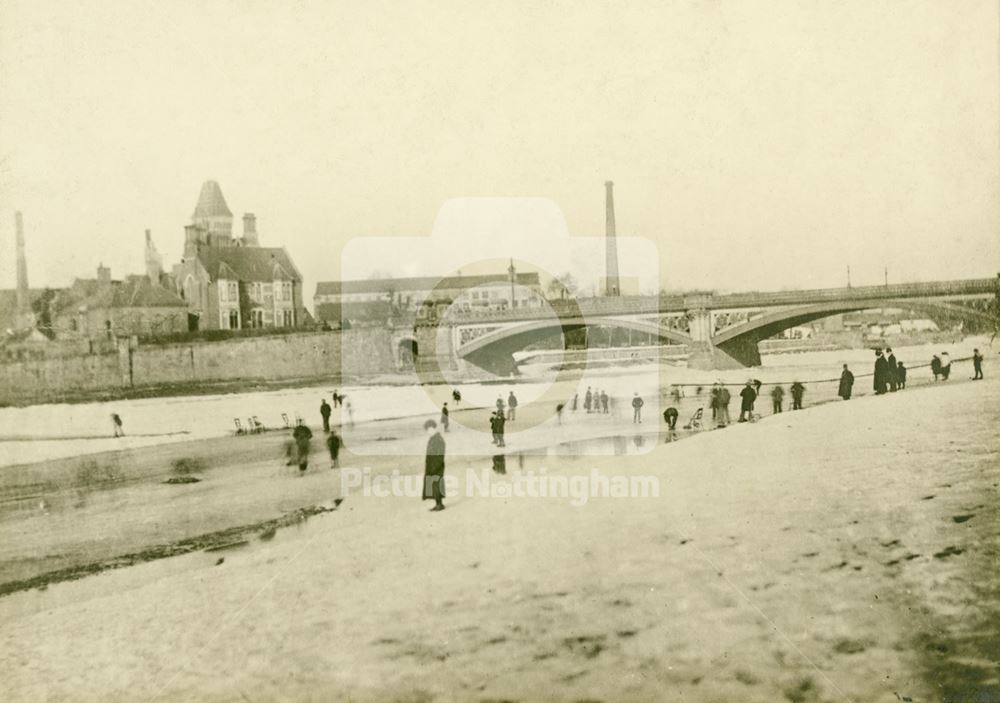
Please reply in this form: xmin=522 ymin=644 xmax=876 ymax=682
xmin=191 ymin=180 xmax=234 ymax=245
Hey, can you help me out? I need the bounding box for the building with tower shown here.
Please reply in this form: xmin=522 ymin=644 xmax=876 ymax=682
xmin=171 ymin=180 xmax=306 ymax=330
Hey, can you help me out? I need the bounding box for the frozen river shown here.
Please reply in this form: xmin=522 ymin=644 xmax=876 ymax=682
xmin=0 ymin=336 xmax=986 ymax=467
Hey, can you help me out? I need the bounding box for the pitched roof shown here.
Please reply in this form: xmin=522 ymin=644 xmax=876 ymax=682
xmin=315 ymin=272 xmax=541 ymax=297
xmin=196 ymin=246 xmax=301 ymax=282
xmin=192 ymin=180 xmax=233 ymax=219
xmin=55 ymin=277 xmax=188 ymax=312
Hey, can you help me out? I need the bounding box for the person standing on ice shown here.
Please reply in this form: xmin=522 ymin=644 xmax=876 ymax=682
xmin=790 ymin=381 xmax=805 ymax=410
xmin=440 ymin=402 xmax=450 ymax=432
xmin=495 ymin=411 xmax=507 ymax=447
xmin=896 ymin=362 xmax=907 ymax=389
xmin=931 ymin=354 xmax=942 ymax=381
xmin=839 ymin=365 xmax=854 ymax=400
xmin=571 ymin=392 xmax=579 ymax=411
xmin=663 ymin=406 xmax=678 ymax=430
xmin=738 ymin=381 xmax=756 ymax=422
xmin=422 ymin=419 xmax=446 ymax=512
xmin=770 ymin=385 xmax=784 ymax=414
xmin=631 ymin=393 xmax=644 ymax=423
xmin=886 ymin=348 xmax=898 ymax=392
xmin=111 ymin=413 xmax=125 ymax=437
xmin=584 ymin=387 xmax=593 ymax=413
xmin=507 ymin=391 xmax=518 ymax=421
xmin=718 ymin=385 xmax=731 ymax=427
xmin=874 ymin=350 xmax=889 ymax=394
xmin=940 ymin=352 xmax=951 ymax=380
xmin=601 ymin=390 xmax=609 ymax=413
xmin=320 ymin=399 xmax=332 ymax=433
xmin=972 ymin=349 xmax=984 ymax=380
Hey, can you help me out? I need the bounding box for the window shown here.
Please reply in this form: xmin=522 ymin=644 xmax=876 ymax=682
xmin=228 ymin=282 xmax=238 ymax=301
xmin=247 ymin=309 xmax=264 ymax=328
xmin=283 ymin=309 xmax=294 ymax=326
xmin=282 ymin=282 xmax=292 ymax=302
xmin=229 ymin=310 xmax=239 ymax=329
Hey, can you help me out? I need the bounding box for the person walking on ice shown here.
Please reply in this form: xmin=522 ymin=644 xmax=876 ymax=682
xmin=738 ymin=381 xmax=756 ymax=422
xmin=422 ymin=419 xmax=446 ymax=512
xmin=440 ymin=402 xmax=450 ymax=432
xmin=111 ymin=413 xmax=125 ymax=437
xmin=292 ymin=421 xmax=313 ymax=474
xmin=326 ymin=428 xmax=342 ymax=468
xmin=631 ymin=393 xmax=644 ymax=424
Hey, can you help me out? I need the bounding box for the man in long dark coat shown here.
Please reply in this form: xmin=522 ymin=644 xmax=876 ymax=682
xmin=874 ymin=350 xmax=889 ymax=394
xmin=495 ymin=411 xmax=506 ymax=447
xmin=422 ymin=419 xmax=446 ymax=511
xmin=886 ymin=348 xmax=898 ymax=392
xmin=293 ymin=422 xmax=313 ymax=473
xmin=838 ymin=365 xmax=854 ymax=400
xmin=790 ymin=381 xmax=805 ymax=410
xmin=320 ymin=399 xmax=332 ymax=433
xmin=738 ymin=381 xmax=756 ymax=422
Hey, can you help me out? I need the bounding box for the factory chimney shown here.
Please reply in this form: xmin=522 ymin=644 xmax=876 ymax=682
xmin=604 ymin=181 xmax=621 ymax=296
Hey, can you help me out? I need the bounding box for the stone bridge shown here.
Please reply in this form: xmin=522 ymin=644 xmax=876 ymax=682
xmin=397 ymin=277 xmax=998 ymax=374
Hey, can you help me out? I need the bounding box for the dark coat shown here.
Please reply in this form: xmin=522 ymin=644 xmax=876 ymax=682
xmin=423 ymin=432 xmax=446 ymax=500
xmin=326 ymin=432 xmax=341 ymax=459
xmin=886 ymin=353 xmax=897 ymax=381
xmin=293 ymin=425 xmax=313 ymax=463
xmin=790 ymin=382 xmax=804 ymax=400
xmin=839 ymin=370 xmax=854 ymax=398
xmin=874 ymin=356 xmax=889 ymax=391
xmin=320 ymin=402 xmax=331 ymax=419
xmin=740 ymin=386 xmax=756 ymax=411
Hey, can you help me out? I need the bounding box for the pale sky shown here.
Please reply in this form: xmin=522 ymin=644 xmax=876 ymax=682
xmin=1 ymin=0 xmax=998 ymax=305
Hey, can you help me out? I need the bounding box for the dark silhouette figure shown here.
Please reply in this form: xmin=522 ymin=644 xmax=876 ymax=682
xmin=452 ymin=389 xmax=462 ymax=404
xmin=422 ymin=420 xmax=446 ymax=511
xmin=770 ymin=385 xmax=784 ymax=414
xmin=507 ymin=392 xmax=518 ymax=421
xmin=973 ymin=349 xmax=984 ymax=380
xmin=896 ymin=362 xmax=906 ymax=389
xmin=495 ymin=412 xmax=506 ymax=447
xmin=931 ymin=354 xmax=942 ymax=381
xmin=320 ymin=399 xmax=331 ymax=432
xmin=292 ymin=423 xmax=313 ymax=473
xmin=326 ymin=429 xmax=342 ymax=468
xmin=663 ymin=406 xmax=679 ymax=429
xmin=940 ymin=352 xmax=952 ymax=380
xmin=790 ymin=382 xmax=805 ymax=410
xmin=111 ymin=413 xmax=124 ymax=437
xmin=874 ymin=351 xmax=889 ymax=394
xmin=601 ymin=390 xmax=609 ymax=413
xmin=839 ymin=365 xmax=854 ymax=400
xmin=440 ymin=403 xmax=450 ymax=432
xmin=738 ymin=382 xmax=756 ymax=422
xmin=886 ymin=348 xmax=898 ymax=392
xmin=584 ymin=387 xmax=593 ymax=413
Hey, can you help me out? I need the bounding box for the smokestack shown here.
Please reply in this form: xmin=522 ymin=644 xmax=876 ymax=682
xmin=242 ymin=213 xmax=258 ymax=246
xmin=145 ymin=229 xmax=163 ymax=286
xmin=14 ymin=212 xmax=29 ymax=314
xmin=604 ymin=181 xmax=621 ymax=296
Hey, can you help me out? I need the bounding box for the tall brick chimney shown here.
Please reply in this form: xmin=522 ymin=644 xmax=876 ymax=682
xmin=242 ymin=213 xmax=258 ymax=246
xmin=144 ymin=229 xmax=163 ymax=286
xmin=14 ymin=212 xmax=29 ymax=315
xmin=604 ymin=181 xmax=621 ymax=297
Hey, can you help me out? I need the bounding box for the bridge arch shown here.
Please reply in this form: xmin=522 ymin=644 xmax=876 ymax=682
xmin=457 ymin=316 xmax=692 ymax=374
xmin=708 ymin=298 xmax=995 ymax=367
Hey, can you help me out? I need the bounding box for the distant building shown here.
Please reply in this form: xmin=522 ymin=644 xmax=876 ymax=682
xmin=171 ymin=181 xmax=306 ymax=330
xmin=51 ymin=264 xmax=189 ymax=339
xmin=314 ymin=272 xmax=544 ymax=326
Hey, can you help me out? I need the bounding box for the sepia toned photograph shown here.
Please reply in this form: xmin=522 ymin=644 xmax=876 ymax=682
xmin=1 ymin=1 xmax=998 ymax=701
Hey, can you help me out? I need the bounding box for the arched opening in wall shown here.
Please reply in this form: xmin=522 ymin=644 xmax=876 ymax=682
xmin=398 ymin=338 xmax=418 ymax=369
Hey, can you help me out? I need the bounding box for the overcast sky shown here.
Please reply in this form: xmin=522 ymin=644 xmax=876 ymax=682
xmin=1 ymin=0 xmax=997 ymax=302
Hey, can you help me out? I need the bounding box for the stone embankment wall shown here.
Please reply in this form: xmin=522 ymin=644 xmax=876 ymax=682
xmin=0 ymin=329 xmax=396 ymax=405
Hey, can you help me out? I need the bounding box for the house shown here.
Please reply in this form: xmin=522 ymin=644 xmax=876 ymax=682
xmin=50 ymin=265 xmax=189 ymax=339
xmin=170 ymin=181 xmax=306 ymax=330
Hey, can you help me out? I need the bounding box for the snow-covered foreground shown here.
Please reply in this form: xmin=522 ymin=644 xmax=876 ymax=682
xmin=0 ymin=376 xmax=996 ymax=702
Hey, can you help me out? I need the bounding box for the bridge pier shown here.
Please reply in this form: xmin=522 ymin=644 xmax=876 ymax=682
xmin=684 ymin=296 xmax=762 ymax=370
